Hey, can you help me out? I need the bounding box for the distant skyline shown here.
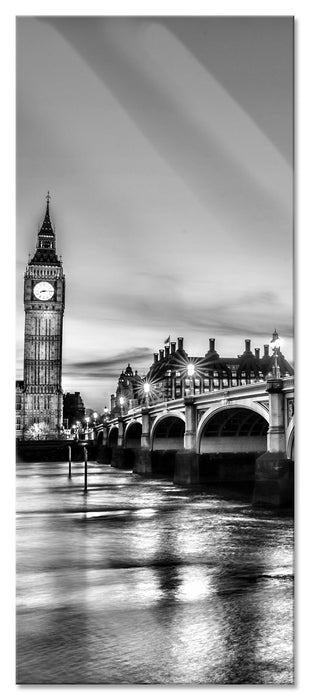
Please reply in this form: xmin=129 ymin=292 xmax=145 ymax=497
xmin=16 ymin=16 xmax=293 ymax=411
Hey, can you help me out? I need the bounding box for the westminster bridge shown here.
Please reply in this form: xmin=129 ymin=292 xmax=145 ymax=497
xmin=95 ymin=375 xmax=294 ymax=507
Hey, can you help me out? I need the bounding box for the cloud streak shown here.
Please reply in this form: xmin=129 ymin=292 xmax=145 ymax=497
xmin=64 ymin=347 xmax=153 ymax=378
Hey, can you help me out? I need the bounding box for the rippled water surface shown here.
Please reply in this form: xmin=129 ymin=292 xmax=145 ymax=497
xmin=16 ymin=461 xmax=294 ymax=685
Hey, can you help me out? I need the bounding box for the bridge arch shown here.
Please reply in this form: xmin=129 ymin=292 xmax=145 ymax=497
xmin=108 ymin=426 xmax=118 ymax=447
xmin=151 ymin=411 xmax=185 ymax=450
xmin=197 ymin=402 xmax=269 ymax=455
xmin=124 ymin=420 xmax=142 ymax=448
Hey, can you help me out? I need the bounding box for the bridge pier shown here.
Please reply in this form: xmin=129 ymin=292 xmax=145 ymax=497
xmin=253 ymin=378 xmax=294 ymax=507
xmin=133 ymin=448 xmax=153 ymax=475
xmin=117 ymin=418 xmax=124 ymax=447
xmin=111 ymin=446 xmax=136 ymax=469
xmin=133 ymin=409 xmax=152 ymax=474
xmin=110 ymin=418 xmax=133 ymax=469
xmin=174 ymin=449 xmax=199 ymax=485
xmin=174 ymin=397 xmax=199 ymax=485
xmin=97 ymin=425 xmax=111 ymax=463
xmin=102 ymin=425 xmax=108 ymax=446
xmin=141 ymin=407 xmax=151 ymax=449
xmin=183 ymin=397 xmax=196 ymax=450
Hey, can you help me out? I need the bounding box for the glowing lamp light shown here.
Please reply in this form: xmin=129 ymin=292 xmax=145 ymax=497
xmin=119 ymin=396 xmax=125 ymax=406
xmin=93 ymin=412 xmax=98 ymax=420
xmin=187 ymin=363 xmax=195 ymax=395
xmin=144 ymin=381 xmax=151 ymax=407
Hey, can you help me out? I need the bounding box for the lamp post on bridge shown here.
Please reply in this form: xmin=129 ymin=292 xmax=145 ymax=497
xmin=144 ymin=382 xmax=150 ymax=408
xmin=270 ymin=330 xmax=281 ymax=379
xmin=134 ymin=382 xmax=152 ymax=475
xmin=187 ymin=363 xmax=195 ymax=396
xmin=117 ymin=397 xmax=125 ymax=451
xmin=265 ymin=330 xmax=285 ymax=453
xmin=97 ymin=408 xmax=109 ymax=463
xmin=119 ymin=395 xmax=125 ymax=417
xmin=74 ymin=421 xmax=81 ymax=441
xmin=102 ymin=407 xmax=109 ymax=444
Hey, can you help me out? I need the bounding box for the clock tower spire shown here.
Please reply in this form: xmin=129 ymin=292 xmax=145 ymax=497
xmin=30 ymin=191 xmax=60 ymax=266
xmin=22 ymin=194 xmax=65 ymax=437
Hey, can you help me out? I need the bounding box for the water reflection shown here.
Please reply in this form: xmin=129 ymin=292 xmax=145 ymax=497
xmin=16 ymin=461 xmax=293 ymax=684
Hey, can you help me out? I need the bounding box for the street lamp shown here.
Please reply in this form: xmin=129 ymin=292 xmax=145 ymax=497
xmin=187 ymin=363 xmax=195 ymax=395
xmin=119 ymin=396 xmax=125 ymax=416
xmin=85 ymin=416 xmax=90 ymax=437
xmin=103 ymin=406 xmax=109 ymax=422
xmin=93 ymin=412 xmax=98 ymax=425
xmin=144 ymin=382 xmax=150 ymax=407
xmin=270 ymin=330 xmax=282 ymax=379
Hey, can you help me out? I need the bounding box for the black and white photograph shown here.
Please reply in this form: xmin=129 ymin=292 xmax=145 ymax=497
xmin=14 ymin=9 xmax=296 ymax=688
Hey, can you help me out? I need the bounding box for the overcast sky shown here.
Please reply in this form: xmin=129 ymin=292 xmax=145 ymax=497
xmin=16 ymin=16 xmax=293 ymax=411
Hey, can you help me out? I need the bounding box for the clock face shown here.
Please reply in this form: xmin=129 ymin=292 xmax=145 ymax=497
xmin=33 ymin=281 xmax=54 ymax=301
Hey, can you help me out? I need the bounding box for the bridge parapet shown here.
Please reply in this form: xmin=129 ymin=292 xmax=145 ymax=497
xmin=96 ymin=376 xmax=294 ymax=455
xmin=96 ymin=377 xmax=293 ymax=435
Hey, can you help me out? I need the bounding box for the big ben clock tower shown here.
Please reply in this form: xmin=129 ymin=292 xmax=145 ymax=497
xmin=23 ymin=193 xmax=65 ymax=436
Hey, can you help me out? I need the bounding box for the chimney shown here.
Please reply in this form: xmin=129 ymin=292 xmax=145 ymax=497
xmin=171 ymin=341 xmax=176 ymax=354
xmin=245 ymin=339 xmax=251 ymax=352
xmin=255 ymin=348 xmax=260 ymax=360
xmin=165 ymin=345 xmax=169 ymax=358
xmin=264 ymin=344 xmax=269 ymax=357
xmin=159 ymin=349 xmax=164 ymax=361
xmin=153 ymin=352 xmax=158 ymax=364
xmin=209 ymin=338 xmax=215 ymax=352
xmin=177 ymin=337 xmax=184 ymax=351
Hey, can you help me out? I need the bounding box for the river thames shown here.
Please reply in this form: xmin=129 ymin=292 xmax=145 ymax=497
xmin=16 ymin=460 xmax=294 ymax=685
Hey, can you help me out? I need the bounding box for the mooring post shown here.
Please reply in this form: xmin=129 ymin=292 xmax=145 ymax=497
xmin=84 ymin=446 xmax=88 ymax=492
xmin=68 ymin=445 xmax=72 ymax=479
